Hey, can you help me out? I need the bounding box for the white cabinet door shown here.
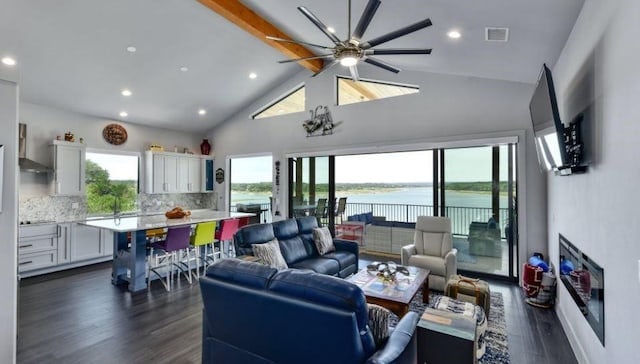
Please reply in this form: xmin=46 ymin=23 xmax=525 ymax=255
xmin=178 ymin=157 xmax=201 ymax=192
xmin=71 ymin=224 xmax=102 ymax=262
xmin=57 ymin=223 xmax=72 ymax=264
xmin=188 ymin=157 xmax=201 ymax=192
xmin=53 ymin=144 xmax=85 ymax=195
xmin=101 ymin=229 xmax=114 ymax=257
xmin=152 ymin=154 xmax=179 ymax=193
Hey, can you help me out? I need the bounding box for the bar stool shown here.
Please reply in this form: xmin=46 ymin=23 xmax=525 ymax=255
xmin=215 ymin=218 xmax=240 ymax=258
xmin=189 ymin=221 xmax=218 ymax=278
xmin=148 ymin=225 xmax=192 ymax=291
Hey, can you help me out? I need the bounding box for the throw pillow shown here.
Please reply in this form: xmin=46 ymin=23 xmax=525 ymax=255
xmin=313 ymin=227 xmax=335 ymax=255
xmin=367 ymin=304 xmax=391 ymax=348
xmin=252 ymin=239 xmax=288 ymax=270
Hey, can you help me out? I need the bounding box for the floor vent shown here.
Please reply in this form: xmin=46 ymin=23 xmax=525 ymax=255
xmin=485 ymin=27 xmax=509 ymax=42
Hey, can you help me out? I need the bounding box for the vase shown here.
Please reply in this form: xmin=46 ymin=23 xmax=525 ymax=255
xmin=200 ymin=139 xmax=211 ymax=155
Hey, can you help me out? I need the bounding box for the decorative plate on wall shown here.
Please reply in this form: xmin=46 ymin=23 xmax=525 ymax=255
xmin=103 ymin=123 xmax=128 ymax=145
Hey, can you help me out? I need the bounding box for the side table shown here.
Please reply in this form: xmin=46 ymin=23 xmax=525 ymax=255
xmin=417 ymin=308 xmax=477 ymax=364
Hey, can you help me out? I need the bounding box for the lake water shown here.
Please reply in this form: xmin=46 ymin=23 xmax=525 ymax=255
xmin=232 ymin=187 xmax=508 ymax=208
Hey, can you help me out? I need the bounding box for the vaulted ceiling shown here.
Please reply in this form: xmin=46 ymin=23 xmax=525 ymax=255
xmin=0 ymin=0 xmax=584 ymax=133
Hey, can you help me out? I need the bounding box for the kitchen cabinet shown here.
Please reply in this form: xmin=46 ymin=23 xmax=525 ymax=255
xmin=57 ymin=223 xmax=72 ymax=264
xmin=178 ymin=156 xmax=201 ymax=192
xmin=71 ymin=223 xmax=104 ymax=261
xmin=18 ymin=223 xmax=58 ymax=273
xmin=202 ymin=158 xmax=214 ymax=192
xmin=18 ymin=222 xmax=112 ymax=277
xmin=145 ymin=151 xmax=210 ymax=193
xmin=50 ymin=140 xmax=86 ymax=196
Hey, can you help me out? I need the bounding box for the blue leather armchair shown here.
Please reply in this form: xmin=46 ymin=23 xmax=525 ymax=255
xmin=234 ymin=216 xmax=358 ymax=278
xmin=200 ymin=259 xmax=419 ymax=364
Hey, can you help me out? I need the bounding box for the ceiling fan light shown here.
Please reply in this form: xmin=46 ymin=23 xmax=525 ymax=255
xmin=340 ymin=56 xmax=358 ymax=67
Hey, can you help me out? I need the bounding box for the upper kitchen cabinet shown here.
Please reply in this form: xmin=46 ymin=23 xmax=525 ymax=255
xmin=145 ymin=151 xmax=208 ymax=194
xmin=50 ymin=140 xmax=86 ymax=196
xmin=178 ymin=155 xmax=201 ymax=193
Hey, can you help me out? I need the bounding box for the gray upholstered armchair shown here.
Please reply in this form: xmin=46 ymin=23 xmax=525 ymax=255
xmin=401 ymin=216 xmax=457 ymax=291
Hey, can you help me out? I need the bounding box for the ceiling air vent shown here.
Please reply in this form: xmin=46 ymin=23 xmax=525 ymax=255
xmin=485 ymin=27 xmax=509 ymax=42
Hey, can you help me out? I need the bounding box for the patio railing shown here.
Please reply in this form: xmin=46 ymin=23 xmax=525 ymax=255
xmin=230 ymin=201 xmax=509 ymax=237
xmin=344 ymin=202 xmax=509 ymax=238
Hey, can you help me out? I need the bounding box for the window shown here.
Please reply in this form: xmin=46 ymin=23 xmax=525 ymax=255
xmin=252 ymin=84 xmax=305 ymax=119
xmin=85 ymin=151 xmax=139 ymax=215
xmin=229 ymin=155 xmax=273 ymax=223
xmin=336 ymin=76 xmax=419 ymax=106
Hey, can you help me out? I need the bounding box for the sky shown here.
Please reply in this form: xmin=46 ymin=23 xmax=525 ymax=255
xmin=87 ymin=152 xmax=139 ymax=181
xmin=229 ymin=146 xmax=513 ymax=184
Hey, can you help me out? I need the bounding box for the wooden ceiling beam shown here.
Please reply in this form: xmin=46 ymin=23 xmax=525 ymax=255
xmin=197 ymin=0 xmax=323 ymax=73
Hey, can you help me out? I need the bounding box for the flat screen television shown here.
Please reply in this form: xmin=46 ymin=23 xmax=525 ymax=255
xmin=529 ymin=64 xmax=587 ymax=175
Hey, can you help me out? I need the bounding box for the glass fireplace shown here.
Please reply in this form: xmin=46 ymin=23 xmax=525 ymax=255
xmin=559 ymin=234 xmax=605 ymax=345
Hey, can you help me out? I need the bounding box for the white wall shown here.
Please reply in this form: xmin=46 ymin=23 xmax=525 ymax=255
xmin=20 ymin=102 xmax=203 ymax=170
xmin=550 ymin=0 xmax=640 ymax=362
xmin=210 ymin=66 xmax=547 ymax=269
xmin=19 ymin=102 xmax=205 ymax=196
xmin=0 ymin=74 xmax=19 ymax=363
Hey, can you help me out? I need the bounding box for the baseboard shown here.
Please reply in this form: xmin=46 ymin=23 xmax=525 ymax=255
xmin=556 ymin=303 xmax=590 ymax=364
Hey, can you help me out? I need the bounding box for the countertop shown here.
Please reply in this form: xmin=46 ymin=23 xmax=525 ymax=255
xmin=76 ymin=210 xmax=254 ymax=232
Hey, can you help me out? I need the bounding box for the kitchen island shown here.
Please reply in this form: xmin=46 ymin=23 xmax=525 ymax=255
xmin=78 ymin=210 xmax=255 ymax=292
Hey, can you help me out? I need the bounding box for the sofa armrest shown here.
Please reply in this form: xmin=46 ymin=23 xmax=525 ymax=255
xmin=334 ymin=238 xmax=359 ymax=255
xmin=400 ymin=244 xmax=417 ymax=266
xmin=444 ymin=248 xmax=458 ymax=281
xmin=365 ymin=311 xmax=419 ymax=364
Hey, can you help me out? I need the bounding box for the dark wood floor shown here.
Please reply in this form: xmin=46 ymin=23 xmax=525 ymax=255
xmin=17 ymin=262 xmax=577 ymax=364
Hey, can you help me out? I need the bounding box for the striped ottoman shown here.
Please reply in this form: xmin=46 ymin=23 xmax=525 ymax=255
xmin=432 ymin=295 xmax=488 ymax=360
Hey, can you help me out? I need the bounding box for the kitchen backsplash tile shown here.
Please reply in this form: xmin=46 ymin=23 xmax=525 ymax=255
xmin=19 ymin=193 xmax=216 ymax=222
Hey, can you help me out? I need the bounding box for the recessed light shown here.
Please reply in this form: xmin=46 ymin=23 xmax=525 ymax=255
xmin=121 ymin=89 xmax=132 ymax=97
xmin=119 ymin=111 xmax=128 ymax=117
xmin=198 ymin=109 xmax=207 ymax=115
xmin=447 ymin=30 xmax=461 ymax=39
xmin=126 ymin=46 xmax=137 ymax=53
xmin=327 ymin=27 xmax=336 ymax=34
xmin=180 ymin=66 xmax=189 ymax=72
xmin=278 ymin=109 xmax=284 ymax=113
xmin=1 ymin=57 xmax=16 ymax=66
xmin=249 ymin=72 xmax=257 ymax=79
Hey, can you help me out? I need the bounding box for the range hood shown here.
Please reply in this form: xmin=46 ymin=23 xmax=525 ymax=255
xmin=19 ymin=123 xmax=52 ymax=173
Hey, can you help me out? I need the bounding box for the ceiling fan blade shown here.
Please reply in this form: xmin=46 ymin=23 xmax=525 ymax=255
xmin=278 ymin=54 xmax=333 ymax=64
xmin=352 ymin=0 xmax=381 ymax=41
xmin=361 ymin=18 xmax=432 ymax=49
xmin=349 ymin=65 xmax=360 ymax=82
xmin=266 ymin=36 xmax=333 ymax=50
xmin=298 ymin=6 xmax=342 ymax=45
xmin=366 ymin=48 xmax=432 ymax=55
xmin=364 ymin=57 xmax=401 ymax=73
xmin=312 ymin=59 xmax=339 ymax=78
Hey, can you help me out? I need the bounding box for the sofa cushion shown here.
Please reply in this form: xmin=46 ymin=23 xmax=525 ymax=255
xmin=268 ymin=269 xmax=376 ymax=355
xmin=313 ymin=227 xmax=335 ymax=255
xmin=296 ymin=216 xmax=319 ymax=254
xmin=252 ymin=239 xmax=288 ymax=270
xmin=234 ymin=223 xmax=276 ymax=256
xmin=290 ymin=257 xmax=340 ymax=275
xmin=322 ymin=250 xmax=357 ymax=271
xmin=368 ymin=304 xmax=391 ymax=348
xmin=278 ymin=236 xmax=311 ymax=265
xmin=408 ymin=255 xmax=446 ymax=276
xmin=205 ymin=259 xmax=278 ymax=289
xmin=273 ymin=218 xmax=300 ymax=239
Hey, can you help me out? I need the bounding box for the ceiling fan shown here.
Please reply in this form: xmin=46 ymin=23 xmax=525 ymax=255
xmin=267 ymin=0 xmax=432 ymax=81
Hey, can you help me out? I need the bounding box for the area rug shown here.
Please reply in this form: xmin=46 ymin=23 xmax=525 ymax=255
xmin=389 ymin=290 xmax=510 ymax=364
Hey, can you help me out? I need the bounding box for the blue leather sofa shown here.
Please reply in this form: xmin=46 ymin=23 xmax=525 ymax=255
xmin=234 ymin=216 xmax=358 ymax=278
xmin=200 ymin=259 xmax=420 ymax=364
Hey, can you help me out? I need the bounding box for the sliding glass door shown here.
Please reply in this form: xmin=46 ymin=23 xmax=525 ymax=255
xmin=287 ymin=142 xmax=518 ymax=280
xmin=441 ymin=144 xmax=517 ymax=277
xmin=288 ymin=156 xmax=333 ymax=228
xmin=229 ymin=155 xmax=273 ymax=223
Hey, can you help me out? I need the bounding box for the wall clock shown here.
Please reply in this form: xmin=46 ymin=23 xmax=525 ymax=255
xmin=103 ymin=123 xmax=128 ymax=145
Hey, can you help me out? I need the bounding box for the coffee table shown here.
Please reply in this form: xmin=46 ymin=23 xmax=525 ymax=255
xmin=348 ymin=266 xmax=430 ymax=317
